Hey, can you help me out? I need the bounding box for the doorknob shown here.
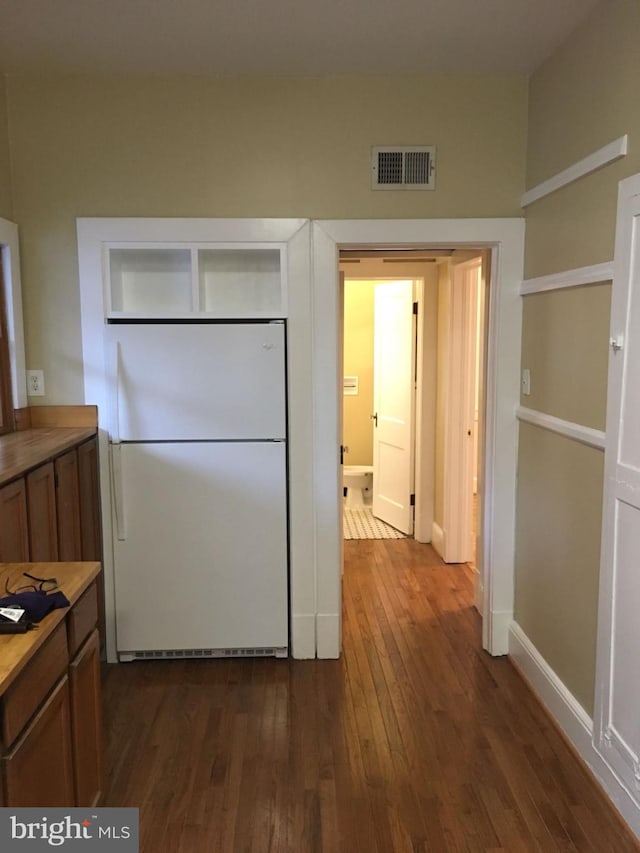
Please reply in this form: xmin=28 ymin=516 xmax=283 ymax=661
xmin=370 ymin=413 xmax=378 ymax=427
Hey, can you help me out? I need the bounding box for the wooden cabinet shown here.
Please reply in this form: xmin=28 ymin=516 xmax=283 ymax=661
xmin=0 ymin=478 xmax=29 ymax=561
xmin=26 ymin=461 xmax=58 ymax=560
xmin=0 ymin=567 xmax=102 ymax=808
xmin=5 ymin=438 xmax=100 ymax=565
xmin=55 ymin=448 xmax=82 ymax=561
xmin=78 ymin=437 xmax=102 ymax=562
xmin=23 ymin=446 xmax=84 ymax=565
xmin=2 ymin=622 xmax=68 ymax=747
xmin=69 ymin=630 xmax=102 ymax=806
xmin=4 ymin=677 xmax=75 ymax=807
xmin=0 ymin=418 xmax=105 ymax=654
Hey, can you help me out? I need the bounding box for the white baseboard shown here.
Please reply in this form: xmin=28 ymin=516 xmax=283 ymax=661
xmin=431 ymin=521 xmax=445 ymax=558
xmin=316 ymin=613 xmax=340 ymax=659
xmin=291 ymin=614 xmax=316 ymax=659
xmin=509 ymin=622 xmax=640 ymax=837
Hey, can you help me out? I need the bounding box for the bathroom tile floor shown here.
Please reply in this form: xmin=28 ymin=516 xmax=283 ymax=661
xmin=343 ymin=506 xmax=406 ymax=539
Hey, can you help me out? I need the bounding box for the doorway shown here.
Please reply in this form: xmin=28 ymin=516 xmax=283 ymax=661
xmin=339 ymin=250 xmax=486 ymax=585
xmin=341 ymin=275 xmax=418 ymax=540
xmin=311 ymin=218 xmax=524 ymax=658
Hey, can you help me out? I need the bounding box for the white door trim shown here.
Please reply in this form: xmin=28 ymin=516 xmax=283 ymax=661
xmin=439 ymin=257 xmax=481 ymax=563
xmin=0 ymin=218 xmax=27 ymax=409
xmin=594 ymin=172 xmax=640 ymax=805
xmin=312 ymin=218 xmax=525 ymax=656
xmin=77 ymin=217 xmax=314 ymax=662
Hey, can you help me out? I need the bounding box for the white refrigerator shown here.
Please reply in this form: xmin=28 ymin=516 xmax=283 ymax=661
xmin=106 ymin=322 xmax=289 ymax=660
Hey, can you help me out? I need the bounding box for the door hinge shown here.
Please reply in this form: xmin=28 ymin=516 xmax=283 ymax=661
xmin=413 ymin=301 xmax=418 ymax=315
xmin=410 ymin=493 xmax=415 ymax=506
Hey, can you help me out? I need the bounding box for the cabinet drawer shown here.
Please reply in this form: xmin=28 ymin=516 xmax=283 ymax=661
xmin=3 ymin=676 xmax=74 ymax=807
xmin=67 ymin=583 xmax=98 ymax=657
xmin=2 ymin=622 xmax=69 ymax=747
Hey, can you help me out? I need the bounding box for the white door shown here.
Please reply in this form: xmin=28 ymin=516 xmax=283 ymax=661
xmin=594 ymin=178 xmax=640 ymax=795
xmin=440 ymin=258 xmax=481 ymax=564
xmin=113 ymin=440 xmax=289 ymax=656
xmin=372 ymin=280 xmax=415 ymax=534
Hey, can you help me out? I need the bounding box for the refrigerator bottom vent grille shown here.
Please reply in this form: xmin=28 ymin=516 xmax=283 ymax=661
xmin=123 ymin=647 xmax=287 ymax=661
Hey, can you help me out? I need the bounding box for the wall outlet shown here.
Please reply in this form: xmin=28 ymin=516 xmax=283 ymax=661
xmin=27 ymin=369 xmax=45 ymax=396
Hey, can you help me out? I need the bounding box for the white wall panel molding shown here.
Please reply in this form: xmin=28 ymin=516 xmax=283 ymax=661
xmin=520 ymin=261 xmax=614 ymax=296
xmin=521 ymin=135 xmax=628 ymax=208
xmin=509 ymin=623 xmax=640 ymax=837
xmin=517 ymin=406 xmax=606 ymax=450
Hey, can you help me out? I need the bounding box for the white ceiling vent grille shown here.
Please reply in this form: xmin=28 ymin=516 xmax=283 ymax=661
xmin=372 ymin=146 xmax=436 ymax=190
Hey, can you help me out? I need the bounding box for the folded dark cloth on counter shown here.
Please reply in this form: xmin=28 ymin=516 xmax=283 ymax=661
xmin=0 ymin=590 xmax=70 ymax=623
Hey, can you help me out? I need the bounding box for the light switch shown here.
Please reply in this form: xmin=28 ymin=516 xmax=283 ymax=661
xmin=343 ymin=376 xmax=359 ymax=396
xmin=521 ymin=368 xmax=531 ymax=396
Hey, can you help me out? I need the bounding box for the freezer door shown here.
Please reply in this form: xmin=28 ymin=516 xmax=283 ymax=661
xmin=106 ymin=323 xmax=286 ymax=441
xmin=112 ymin=441 xmax=288 ymax=653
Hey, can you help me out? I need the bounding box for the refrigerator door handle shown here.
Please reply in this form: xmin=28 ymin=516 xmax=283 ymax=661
xmin=111 ymin=444 xmax=126 ymax=541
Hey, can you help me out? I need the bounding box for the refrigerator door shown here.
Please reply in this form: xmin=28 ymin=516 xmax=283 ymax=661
xmin=107 ymin=322 xmax=286 ymax=441
xmin=112 ymin=440 xmax=288 ymax=654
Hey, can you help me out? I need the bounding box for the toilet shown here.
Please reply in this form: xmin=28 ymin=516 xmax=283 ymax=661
xmin=343 ymin=465 xmax=373 ymax=508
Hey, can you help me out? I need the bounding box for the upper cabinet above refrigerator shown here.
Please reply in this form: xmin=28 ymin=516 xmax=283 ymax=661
xmin=106 ymin=243 xmax=286 ymax=319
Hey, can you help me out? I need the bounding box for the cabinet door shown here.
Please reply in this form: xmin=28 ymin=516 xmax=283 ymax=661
xmin=55 ymin=449 xmax=82 ymax=561
xmin=69 ymin=629 xmax=102 ymax=807
xmin=3 ymin=677 xmax=75 ymax=807
xmin=0 ymin=478 xmax=29 ymax=561
xmin=26 ymin=462 xmax=58 ymax=561
xmin=78 ymin=438 xmax=102 ymax=561
xmin=78 ymin=438 xmax=105 ymax=648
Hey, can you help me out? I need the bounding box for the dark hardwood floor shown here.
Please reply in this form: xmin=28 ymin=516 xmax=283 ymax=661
xmin=102 ymin=539 xmax=639 ymax=851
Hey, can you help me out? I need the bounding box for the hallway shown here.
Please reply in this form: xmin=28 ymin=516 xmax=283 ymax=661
xmin=101 ymin=539 xmax=638 ymax=851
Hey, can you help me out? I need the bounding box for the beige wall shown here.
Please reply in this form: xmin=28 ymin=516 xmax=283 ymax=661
xmin=343 ymin=280 xmax=375 ymax=466
xmin=517 ymin=0 xmax=640 ymax=713
xmin=524 ymin=0 xmax=640 ymax=277
xmin=0 ymin=78 xmax=13 ymax=221
xmin=515 ymin=424 xmax=603 ymax=714
xmin=520 ymin=283 xmax=611 ymax=430
xmin=4 ymin=73 xmax=527 ymax=402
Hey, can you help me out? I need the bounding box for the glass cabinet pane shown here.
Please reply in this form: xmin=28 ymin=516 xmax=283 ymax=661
xmin=198 ymin=249 xmax=282 ymax=316
xmin=109 ymin=249 xmax=192 ymax=314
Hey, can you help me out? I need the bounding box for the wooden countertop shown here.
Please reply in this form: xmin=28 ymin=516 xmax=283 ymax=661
xmin=0 ymin=427 xmax=97 ymax=487
xmin=0 ymin=561 xmax=100 ymax=695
